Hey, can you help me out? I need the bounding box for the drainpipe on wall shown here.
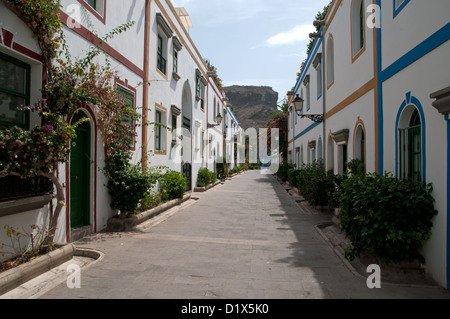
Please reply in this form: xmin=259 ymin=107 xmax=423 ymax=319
xmin=142 ymin=0 xmax=151 ymax=171
xmin=321 ymin=25 xmax=326 ymax=172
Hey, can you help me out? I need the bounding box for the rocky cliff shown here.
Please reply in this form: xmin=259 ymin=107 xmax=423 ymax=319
xmin=223 ymin=86 xmax=279 ymax=130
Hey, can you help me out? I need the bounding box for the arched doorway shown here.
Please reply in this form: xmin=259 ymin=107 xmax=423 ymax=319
xmin=354 ymin=124 xmax=366 ymax=171
xmin=70 ymin=111 xmax=91 ymax=230
xmin=327 ymin=134 xmax=334 ymax=173
xmin=317 ymin=137 xmax=323 ymax=164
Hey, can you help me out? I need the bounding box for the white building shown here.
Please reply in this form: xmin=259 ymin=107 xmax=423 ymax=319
xmin=223 ymin=105 xmax=243 ymax=171
xmin=377 ymin=0 xmax=450 ymax=290
xmin=288 ymin=33 xmax=325 ymax=170
xmin=288 ymin=0 xmax=450 ymax=289
xmin=206 ymin=73 xmax=226 ymax=175
xmin=0 ymin=0 xmax=147 ymax=244
xmin=0 ymin=0 xmax=227 ymax=251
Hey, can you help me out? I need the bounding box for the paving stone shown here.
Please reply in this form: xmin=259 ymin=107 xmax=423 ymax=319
xmin=6 ymin=171 xmax=448 ymax=300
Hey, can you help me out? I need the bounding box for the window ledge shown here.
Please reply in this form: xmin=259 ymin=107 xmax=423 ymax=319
xmin=0 ymin=195 xmax=54 ymax=218
xmin=156 ymin=13 xmax=173 ymax=38
xmin=332 ymin=129 xmax=350 ymax=144
xmin=430 ymin=86 xmax=450 ymax=116
xmin=172 ymin=72 xmax=181 ymax=81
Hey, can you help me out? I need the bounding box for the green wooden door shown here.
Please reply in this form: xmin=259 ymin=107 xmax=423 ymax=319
xmin=70 ymin=114 xmax=91 ymax=229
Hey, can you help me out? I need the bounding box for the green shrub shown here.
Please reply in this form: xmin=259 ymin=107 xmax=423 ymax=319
xmin=277 ymin=162 xmax=294 ymax=182
xmin=285 ymin=162 xmax=340 ymax=209
xmin=197 ymin=168 xmax=216 ymax=187
xmin=107 ymin=163 xmax=152 ymax=215
xmin=287 ymin=168 xmax=298 ymax=187
xmin=327 ymin=172 xmax=345 ymax=209
xmin=347 ymin=159 xmax=365 ymax=176
xmin=294 ymin=162 xmax=336 ymax=207
xmin=339 ymin=173 xmax=438 ymax=263
xmin=216 ymin=157 xmax=227 ymax=179
xmin=136 ymin=191 xmax=161 ymax=214
xmin=230 ymin=165 xmax=243 ymax=175
xmin=160 ymin=170 xmax=187 ymax=201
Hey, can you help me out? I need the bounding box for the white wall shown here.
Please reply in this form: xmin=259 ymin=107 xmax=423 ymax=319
xmin=324 ymin=0 xmax=375 ymax=111
xmin=381 ymin=0 xmax=450 ymax=71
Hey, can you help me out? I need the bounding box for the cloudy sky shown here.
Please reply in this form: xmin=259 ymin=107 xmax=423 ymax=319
xmin=170 ymin=0 xmax=331 ymax=104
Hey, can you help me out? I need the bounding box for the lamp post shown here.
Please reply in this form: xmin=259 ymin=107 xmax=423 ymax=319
xmin=293 ymin=94 xmax=324 ymax=123
xmin=208 ymin=113 xmax=223 ymax=128
xmin=293 ymin=94 xmax=304 ymax=114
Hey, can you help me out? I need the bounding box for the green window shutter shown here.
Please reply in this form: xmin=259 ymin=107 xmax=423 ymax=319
xmin=173 ymin=49 xmax=178 ymax=74
xmin=155 ymin=110 xmax=162 ymax=151
xmin=117 ymin=86 xmax=135 ymax=124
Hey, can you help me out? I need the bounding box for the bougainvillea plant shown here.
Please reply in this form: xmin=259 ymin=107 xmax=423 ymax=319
xmin=1 ymin=0 xmax=64 ymax=70
xmin=0 ymin=0 xmax=136 ymax=247
xmin=265 ymin=111 xmax=288 ymax=163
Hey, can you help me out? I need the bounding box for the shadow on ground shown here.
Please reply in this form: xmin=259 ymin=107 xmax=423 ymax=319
xmin=250 ymin=171 xmax=449 ymax=298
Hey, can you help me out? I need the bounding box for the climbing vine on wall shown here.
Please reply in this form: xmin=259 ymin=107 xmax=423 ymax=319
xmin=0 ymin=0 xmax=136 ymax=246
xmin=1 ymin=0 xmax=64 ymax=68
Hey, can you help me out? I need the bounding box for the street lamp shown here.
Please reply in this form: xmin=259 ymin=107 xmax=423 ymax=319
xmin=292 ymin=94 xmax=324 ymax=123
xmin=208 ymin=113 xmax=223 ymax=128
xmin=293 ymin=94 xmax=304 ymax=114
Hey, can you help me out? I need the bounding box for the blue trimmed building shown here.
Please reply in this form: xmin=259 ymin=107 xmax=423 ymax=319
xmin=288 ymin=0 xmax=450 ymax=289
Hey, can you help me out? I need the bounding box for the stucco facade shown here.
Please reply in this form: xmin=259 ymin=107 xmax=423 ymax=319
xmin=0 ymin=0 xmax=235 ymax=254
xmin=288 ymin=0 xmax=450 ymax=289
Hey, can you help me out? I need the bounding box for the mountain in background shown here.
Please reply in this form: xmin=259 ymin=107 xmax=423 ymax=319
xmin=223 ymin=86 xmax=279 ymax=130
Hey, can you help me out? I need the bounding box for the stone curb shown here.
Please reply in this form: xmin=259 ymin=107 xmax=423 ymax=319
xmin=314 ymin=223 xmax=441 ymax=288
xmin=193 ymin=170 xmax=246 ymax=193
xmin=194 ymin=181 xmax=221 ymax=193
xmin=107 ymin=192 xmax=192 ymax=232
xmin=0 ymin=243 xmax=76 ymax=296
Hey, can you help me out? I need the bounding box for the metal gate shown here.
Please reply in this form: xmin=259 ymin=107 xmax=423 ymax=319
xmin=182 ymin=162 xmax=192 ymax=192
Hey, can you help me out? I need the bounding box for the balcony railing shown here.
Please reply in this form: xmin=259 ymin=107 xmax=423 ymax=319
xmin=0 ymin=175 xmax=54 ymax=202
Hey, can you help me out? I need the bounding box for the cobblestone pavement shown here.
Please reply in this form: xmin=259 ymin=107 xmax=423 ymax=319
xmin=36 ymin=171 xmax=450 ymax=299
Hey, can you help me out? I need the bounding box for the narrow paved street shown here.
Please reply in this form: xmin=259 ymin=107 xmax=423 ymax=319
xmin=39 ymin=171 xmax=450 ymax=299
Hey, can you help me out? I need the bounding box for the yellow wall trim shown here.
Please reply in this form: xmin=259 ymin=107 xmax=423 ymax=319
xmin=325 ymin=77 xmax=376 ymax=120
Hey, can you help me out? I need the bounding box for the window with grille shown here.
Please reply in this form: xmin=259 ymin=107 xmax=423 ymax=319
xmin=116 ymin=85 xmax=136 ymax=144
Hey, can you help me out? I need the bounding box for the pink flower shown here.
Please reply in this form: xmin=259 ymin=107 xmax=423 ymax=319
xmin=44 ymin=125 xmax=54 ymax=135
